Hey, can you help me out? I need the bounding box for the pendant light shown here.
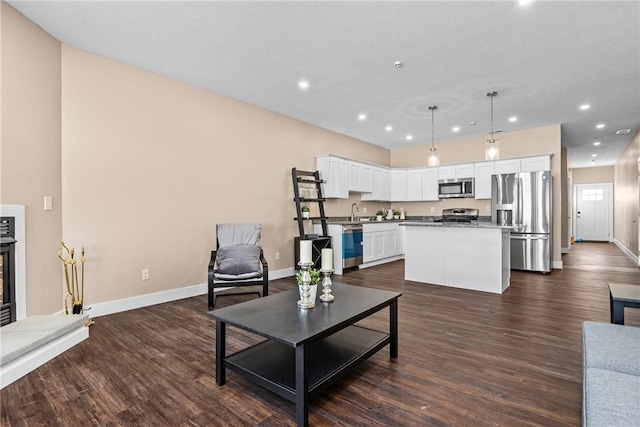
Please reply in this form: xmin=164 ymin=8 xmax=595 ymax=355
xmin=427 ymin=105 xmax=439 ymax=167
xmin=485 ymin=91 xmax=500 ymax=160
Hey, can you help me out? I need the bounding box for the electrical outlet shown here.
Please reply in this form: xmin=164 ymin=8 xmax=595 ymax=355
xmin=363 ymin=207 xmax=367 ymax=213
xmin=486 ymin=205 xmax=491 ymax=212
xmin=430 ymin=207 xmax=435 ymax=213
xmin=142 ymin=269 xmax=149 ymax=280
xmin=275 ymin=252 xmax=280 ymax=261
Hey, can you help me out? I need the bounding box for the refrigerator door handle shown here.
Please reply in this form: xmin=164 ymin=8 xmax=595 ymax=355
xmin=511 ymin=235 xmax=549 ymax=240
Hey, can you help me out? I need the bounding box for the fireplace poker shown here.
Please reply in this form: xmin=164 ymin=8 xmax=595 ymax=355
xmin=58 ymin=242 xmax=73 ymax=315
xmin=80 ymin=247 xmax=85 ymax=313
xmin=71 ymin=248 xmax=82 ymax=314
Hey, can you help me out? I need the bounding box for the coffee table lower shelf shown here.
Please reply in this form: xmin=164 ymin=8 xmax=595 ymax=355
xmin=224 ymin=325 xmax=390 ymax=402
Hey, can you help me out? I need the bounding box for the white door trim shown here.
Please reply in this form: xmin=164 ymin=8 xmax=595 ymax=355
xmin=573 ymin=182 xmax=613 ymax=242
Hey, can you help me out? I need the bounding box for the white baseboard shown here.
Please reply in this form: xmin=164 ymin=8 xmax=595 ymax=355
xmin=0 ymin=327 xmax=89 ymax=389
xmin=613 ymin=239 xmax=639 ymax=265
xmin=359 ymin=255 xmax=403 ymax=270
xmin=85 ymin=267 xmax=296 ymax=318
xmin=553 ymin=260 xmax=563 ymax=270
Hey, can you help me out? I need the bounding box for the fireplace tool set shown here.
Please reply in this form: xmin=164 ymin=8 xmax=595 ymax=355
xmin=58 ymin=241 xmax=93 ymax=325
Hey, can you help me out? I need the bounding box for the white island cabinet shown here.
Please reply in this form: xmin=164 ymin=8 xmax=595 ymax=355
xmin=402 ymin=223 xmax=511 ymax=294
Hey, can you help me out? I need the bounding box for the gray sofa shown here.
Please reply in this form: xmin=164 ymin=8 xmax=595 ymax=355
xmin=582 ymin=321 xmax=640 ymax=426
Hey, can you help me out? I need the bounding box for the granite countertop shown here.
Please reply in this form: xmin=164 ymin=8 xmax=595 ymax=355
xmin=400 ymin=221 xmax=516 ymax=230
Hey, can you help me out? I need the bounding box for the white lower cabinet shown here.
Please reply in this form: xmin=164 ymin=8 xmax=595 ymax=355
xmin=363 ymin=223 xmax=400 ymax=263
xmin=384 ymin=230 xmax=397 ymax=256
xmin=363 ymin=233 xmax=375 ymax=262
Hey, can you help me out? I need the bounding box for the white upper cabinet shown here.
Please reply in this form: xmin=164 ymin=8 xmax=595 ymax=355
xmin=380 ymin=168 xmax=391 ymax=201
xmin=362 ymin=166 xmax=391 ymax=201
xmin=391 ymin=169 xmax=408 ymax=201
xmin=521 ymin=155 xmax=551 ymax=172
xmin=455 ymin=163 xmax=475 ymax=179
xmin=422 ymin=167 xmax=439 ymax=201
xmin=317 ymin=155 xmax=349 ymax=199
xmin=349 ymin=161 xmax=362 ymax=192
xmin=439 ymin=164 xmax=474 ymax=180
xmin=318 ymin=153 xmax=551 ymax=202
xmin=348 ymin=161 xmax=374 ymax=193
xmin=494 ymin=158 xmax=521 ymax=175
xmin=406 ymin=169 xmax=423 ymax=201
xmin=438 ymin=166 xmax=455 ymax=180
xmin=493 ymin=154 xmax=552 ymax=175
xmin=474 ymin=161 xmax=495 ymax=199
xmin=360 ymin=164 xmax=373 ymax=192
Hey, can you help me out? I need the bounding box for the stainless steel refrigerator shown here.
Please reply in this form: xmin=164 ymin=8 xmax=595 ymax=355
xmin=491 ymin=171 xmax=553 ymax=273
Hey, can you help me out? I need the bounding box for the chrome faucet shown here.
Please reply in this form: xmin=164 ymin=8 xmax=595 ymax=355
xmin=351 ymin=202 xmax=359 ymax=222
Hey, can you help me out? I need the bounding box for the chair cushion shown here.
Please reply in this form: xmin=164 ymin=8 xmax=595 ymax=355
xmin=582 ymin=321 xmax=640 ymax=376
xmin=215 ymin=244 xmax=261 ymax=276
xmin=583 ymin=367 xmax=640 ymax=427
xmin=217 ymin=223 xmax=261 ymax=247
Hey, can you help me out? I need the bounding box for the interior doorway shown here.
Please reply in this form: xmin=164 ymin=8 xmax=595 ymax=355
xmin=574 ymin=183 xmax=613 ymax=242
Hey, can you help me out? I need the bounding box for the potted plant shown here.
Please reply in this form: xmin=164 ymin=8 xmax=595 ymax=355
xmin=376 ymin=210 xmax=384 ymax=221
xmin=301 ymin=205 xmax=310 ymax=219
xmin=393 ymin=209 xmax=400 ymax=220
xmin=296 ymin=267 xmax=320 ymax=301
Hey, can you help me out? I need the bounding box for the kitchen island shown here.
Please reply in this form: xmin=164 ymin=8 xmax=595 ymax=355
xmin=401 ymin=222 xmax=513 ymax=294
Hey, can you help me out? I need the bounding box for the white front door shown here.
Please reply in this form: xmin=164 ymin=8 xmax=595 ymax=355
xmin=574 ymin=183 xmax=612 ymax=242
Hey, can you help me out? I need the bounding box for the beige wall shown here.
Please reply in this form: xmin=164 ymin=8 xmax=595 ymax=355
xmin=572 ymin=166 xmax=614 ymax=184
xmin=390 ymin=125 xmax=563 ymax=266
xmin=614 ymin=128 xmax=639 ymax=257
xmin=1 ymin=3 xmax=63 ymax=315
xmin=60 ymin=45 xmax=389 ymax=306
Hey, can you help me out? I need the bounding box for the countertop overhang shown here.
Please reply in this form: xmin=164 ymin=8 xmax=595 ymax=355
xmin=400 ymin=221 xmax=516 ymax=230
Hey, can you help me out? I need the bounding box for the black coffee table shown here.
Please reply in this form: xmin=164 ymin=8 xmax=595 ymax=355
xmin=208 ymin=283 xmax=401 ymax=427
xmin=608 ymin=282 xmax=640 ymax=324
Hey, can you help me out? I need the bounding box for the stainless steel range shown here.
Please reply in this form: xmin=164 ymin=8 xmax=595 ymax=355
xmin=437 ymin=208 xmax=479 ymax=223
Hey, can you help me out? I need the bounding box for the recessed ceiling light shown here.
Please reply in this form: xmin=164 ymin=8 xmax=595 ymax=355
xmin=509 ymin=116 xmax=518 ymax=122
xmin=406 ymin=135 xmax=413 ymax=141
xmin=592 ymin=154 xmax=598 ymax=157
xmin=519 ymin=0 xmax=533 ymax=5
xmin=298 ymin=80 xmax=309 ymax=90
xmin=593 ymin=141 xmax=601 ymax=146
xmin=469 ymin=121 xmax=476 ymax=126
xmin=358 ymin=113 xmax=367 ymax=121
xmin=616 ymin=128 xmax=631 ymax=135
xmin=385 ymin=125 xmax=393 ymax=132
xmin=579 ymin=104 xmax=590 ymax=111
xmin=452 ymin=126 xmax=461 ymax=132
xmin=596 ymin=123 xmax=605 ymax=129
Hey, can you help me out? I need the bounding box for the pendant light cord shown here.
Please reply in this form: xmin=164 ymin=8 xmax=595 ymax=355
xmin=487 ymin=91 xmax=497 ymax=141
xmin=429 ymin=105 xmax=437 ymax=149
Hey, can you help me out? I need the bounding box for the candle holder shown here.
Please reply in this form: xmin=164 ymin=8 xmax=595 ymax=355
xmin=319 ymin=269 xmax=334 ymax=302
xmin=297 ymin=262 xmax=316 ymax=309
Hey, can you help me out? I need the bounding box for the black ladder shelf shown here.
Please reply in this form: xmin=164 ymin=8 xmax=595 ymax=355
xmin=291 ymin=168 xmax=331 ymax=269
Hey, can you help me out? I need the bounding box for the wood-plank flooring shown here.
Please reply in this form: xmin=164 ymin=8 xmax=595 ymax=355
xmin=2 ymin=242 xmax=639 ymax=426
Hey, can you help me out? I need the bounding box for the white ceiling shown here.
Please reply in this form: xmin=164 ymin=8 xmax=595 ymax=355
xmin=8 ymin=0 xmax=640 ymax=168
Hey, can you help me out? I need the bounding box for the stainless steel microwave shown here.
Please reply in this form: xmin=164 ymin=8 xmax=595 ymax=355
xmin=438 ymin=177 xmax=475 ymax=199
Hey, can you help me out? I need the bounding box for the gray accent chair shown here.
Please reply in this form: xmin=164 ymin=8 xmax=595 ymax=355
xmin=582 ymin=321 xmax=639 ymax=427
xmin=208 ymin=223 xmax=268 ymax=308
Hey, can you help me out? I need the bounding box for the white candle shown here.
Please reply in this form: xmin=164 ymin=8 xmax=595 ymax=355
xmin=300 ymin=240 xmax=312 ymax=264
xmin=321 ymin=248 xmax=333 ymax=270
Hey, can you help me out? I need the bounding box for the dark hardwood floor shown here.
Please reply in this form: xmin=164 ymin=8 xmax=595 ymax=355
xmin=2 ymin=242 xmax=639 ymax=426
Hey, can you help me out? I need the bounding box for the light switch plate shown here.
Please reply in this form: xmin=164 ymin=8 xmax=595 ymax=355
xmin=44 ymin=196 xmax=53 ymax=211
